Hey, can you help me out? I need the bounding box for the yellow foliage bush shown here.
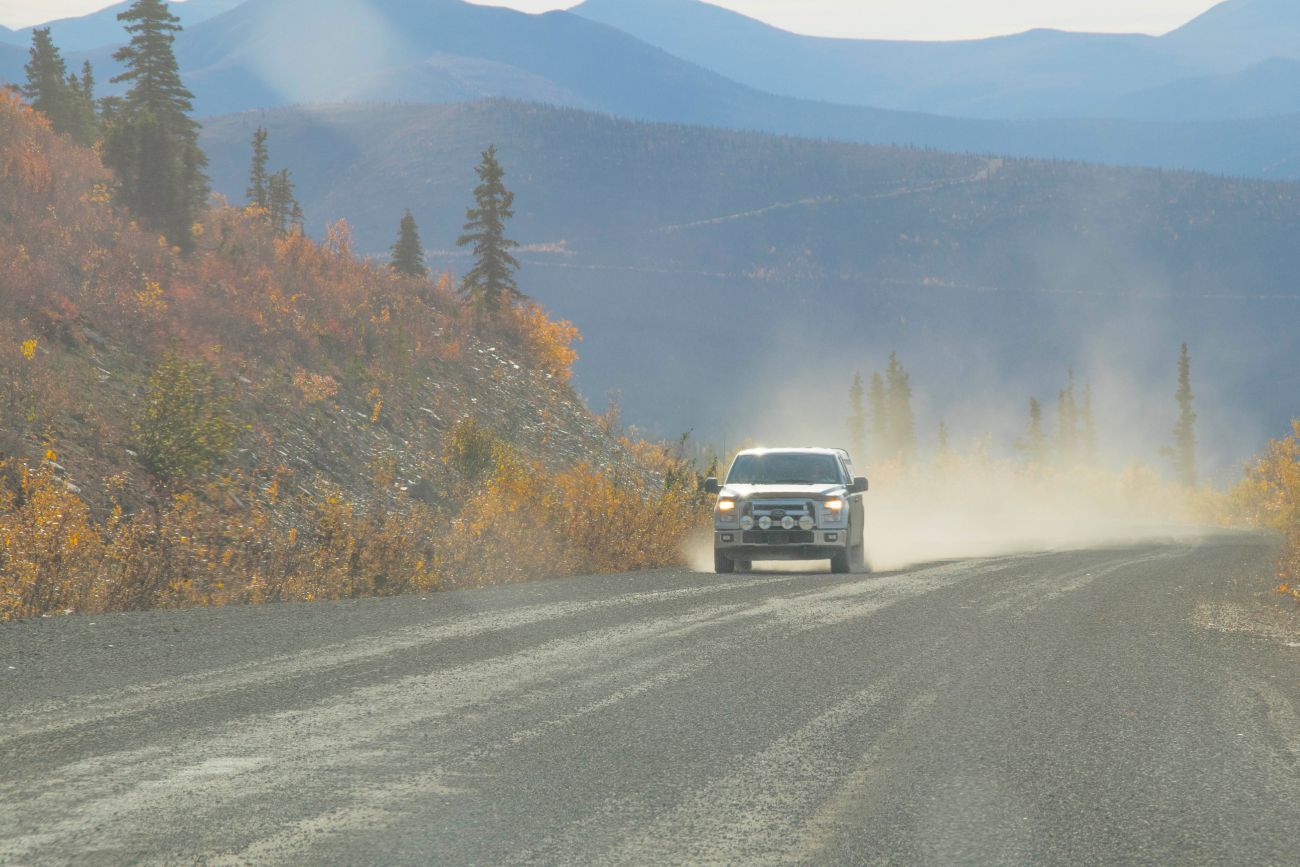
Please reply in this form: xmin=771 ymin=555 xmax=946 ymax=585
xmin=508 ymin=302 xmax=581 ymax=383
xmin=1228 ymin=420 xmax=1300 ymax=592
xmin=0 ymin=430 xmax=710 ymax=619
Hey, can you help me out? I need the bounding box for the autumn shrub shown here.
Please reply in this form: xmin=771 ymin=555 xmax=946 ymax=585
xmin=132 ymin=350 xmax=239 ymax=483
xmin=503 ymin=302 xmax=581 ymax=383
xmin=0 ymin=456 xmax=105 ymax=621
xmin=1226 ymin=420 xmax=1300 ymax=600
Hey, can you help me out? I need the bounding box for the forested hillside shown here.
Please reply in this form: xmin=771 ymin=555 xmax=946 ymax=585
xmin=199 ymin=101 xmax=1300 ymax=456
xmin=0 ymin=93 xmax=703 ymax=620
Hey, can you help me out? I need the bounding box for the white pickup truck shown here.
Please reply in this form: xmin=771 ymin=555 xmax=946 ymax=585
xmin=704 ymin=447 xmax=868 ymax=574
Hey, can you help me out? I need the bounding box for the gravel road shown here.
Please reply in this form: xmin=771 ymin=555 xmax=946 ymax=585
xmin=2 ymin=534 xmax=1297 ymax=865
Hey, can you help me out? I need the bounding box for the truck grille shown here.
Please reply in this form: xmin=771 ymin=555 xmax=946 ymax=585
xmin=743 ymin=530 xmax=815 ymax=545
xmin=748 ymin=499 xmax=816 ymax=522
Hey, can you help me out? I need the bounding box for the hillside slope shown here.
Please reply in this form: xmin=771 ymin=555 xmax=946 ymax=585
xmin=0 ymin=92 xmax=644 ymax=536
xmin=198 ymin=101 xmax=1300 ymax=462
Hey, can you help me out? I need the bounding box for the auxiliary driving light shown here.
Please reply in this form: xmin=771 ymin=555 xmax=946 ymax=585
xmin=781 ymin=516 xmax=795 ymax=530
xmin=758 ymin=516 xmax=773 ymax=530
xmin=740 ymin=515 xmax=755 ymax=530
xmin=799 ymin=516 xmax=814 ymax=531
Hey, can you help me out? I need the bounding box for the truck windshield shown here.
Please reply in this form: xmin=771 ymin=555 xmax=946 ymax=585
xmin=726 ymin=453 xmax=843 ymax=485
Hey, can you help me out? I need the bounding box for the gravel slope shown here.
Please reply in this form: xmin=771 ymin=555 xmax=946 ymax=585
xmin=1 ymin=534 xmax=1297 ymax=865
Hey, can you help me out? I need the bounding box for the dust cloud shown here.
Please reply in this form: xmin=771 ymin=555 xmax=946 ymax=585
xmin=685 ymin=339 xmax=1234 ymax=574
xmin=684 ymin=462 xmax=1206 ymax=575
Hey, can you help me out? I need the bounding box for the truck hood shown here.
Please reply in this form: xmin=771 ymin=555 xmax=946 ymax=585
xmin=721 ymin=484 xmax=845 ymax=499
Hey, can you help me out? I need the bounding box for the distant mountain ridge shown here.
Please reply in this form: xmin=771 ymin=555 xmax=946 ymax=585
xmin=5 ymin=0 xmax=1300 ymax=126
xmin=572 ymin=0 xmax=1300 ymax=121
xmin=2 ymin=0 xmax=1298 ymax=180
xmin=0 ymin=0 xmax=246 ymax=50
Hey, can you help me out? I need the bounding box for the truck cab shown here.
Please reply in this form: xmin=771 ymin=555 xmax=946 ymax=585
xmin=703 ymin=447 xmax=868 ymax=574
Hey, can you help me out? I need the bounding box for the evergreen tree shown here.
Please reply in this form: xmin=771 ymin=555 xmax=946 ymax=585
xmin=1081 ymin=382 xmax=1098 ymax=464
xmin=390 ymin=209 xmax=429 ymax=278
xmin=1018 ymin=397 xmax=1048 ymax=468
xmin=104 ymin=0 xmax=208 ymax=252
xmin=73 ymin=61 xmax=98 ymax=143
xmin=847 ymin=372 xmax=867 ymax=462
xmin=1055 ymin=368 xmax=1079 ymax=464
xmin=22 ymin=28 xmax=94 ymax=143
xmin=246 ymin=126 xmax=270 ymax=210
xmin=885 ymin=352 xmax=916 ymax=463
xmin=80 ymin=60 xmax=95 ymax=103
xmin=267 ymin=167 xmax=299 ymax=235
xmin=868 ymin=371 xmax=887 ymax=459
xmin=457 ymin=145 xmax=521 ymax=313
xmin=1170 ymin=343 xmax=1197 ymax=487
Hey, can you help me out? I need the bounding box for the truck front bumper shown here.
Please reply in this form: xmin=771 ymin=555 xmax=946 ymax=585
xmin=714 ymin=529 xmax=848 ymax=562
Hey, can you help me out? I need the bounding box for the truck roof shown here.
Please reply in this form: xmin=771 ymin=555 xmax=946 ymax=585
xmin=733 ymin=447 xmax=849 ymax=458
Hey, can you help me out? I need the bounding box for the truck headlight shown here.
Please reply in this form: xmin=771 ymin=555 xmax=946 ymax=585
xmin=823 ymin=499 xmax=845 ymax=522
xmin=717 ymin=498 xmax=736 ymax=513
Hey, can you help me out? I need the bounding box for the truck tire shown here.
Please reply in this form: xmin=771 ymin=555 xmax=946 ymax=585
xmin=736 ymin=560 xmax=753 ymax=573
xmin=850 ymin=533 xmax=868 ymax=572
xmin=830 ymin=549 xmax=851 ymax=574
xmin=714 ymin=549 xmax=735 ymax=574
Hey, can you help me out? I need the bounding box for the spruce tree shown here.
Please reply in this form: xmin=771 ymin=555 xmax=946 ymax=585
xmin=390 ymin=209 xmax=429 ymax=278
xmin=847 ymin=373 xmax=867 ymax=462
xmin=104 ymin=0 xmax=208 ymax=252
xmin=1171 ymin=343 xmax=1197 ymax=487
xmin=1018 ymin=397 xmax=1048 ymax=468
xmin=885 ymin=352 xmax=916 ymax=463
xmin=246 ymin=126 xmax=270 ymax=211
xmin=69 ymin=61 xmax=99 ymax=145
xmin=267 ymin=167 xmax=299 ymax=235
xmin=1081 ymin=382 xmax=1098 ymax=464
xmin=868 ymin=371 xmax=887 ymax=459
xmin=1055 ymin=368 xmax=1079 ymax=464
xmin=22 ymin=28 xmax=90 ymax=141
xmin=457 ymin=145 xmax=521 ymax=313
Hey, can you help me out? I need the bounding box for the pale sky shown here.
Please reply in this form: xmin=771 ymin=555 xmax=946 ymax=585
xmin=0 ymin=0 xmax=1225 ymax=40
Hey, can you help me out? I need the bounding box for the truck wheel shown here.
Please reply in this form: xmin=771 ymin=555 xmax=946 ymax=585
xmin=830 ymin=549 xmax=850 ymax=574
xmin=714 ymin=549 xmax=735 ymax=574
xmin=736 ymin=560 xmax=753 ymax=573
xmin=850 ymin=535 xmax=869 ymax=572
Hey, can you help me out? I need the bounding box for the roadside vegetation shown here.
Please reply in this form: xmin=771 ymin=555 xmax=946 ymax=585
xmin=0 ymin=4 xmax=711 ymax=621
xmin=844 ymin=352 xmax=1297 ymax=596
xmin=1223 ymin=422 xmax=1300 ymax=603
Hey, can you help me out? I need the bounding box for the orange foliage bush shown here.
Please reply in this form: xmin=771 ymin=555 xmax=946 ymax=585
xmin=1227 ymin=420 xmax=1300 ymax=598
xmin=506 ymin=303 xmax=581 ymax=383
xmin=0 ymin=92 xmax=708 ymax=619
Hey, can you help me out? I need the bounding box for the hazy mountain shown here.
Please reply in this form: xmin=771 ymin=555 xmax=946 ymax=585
xmin=572 ymin=0 xmax=1300 ymax=121
xmin=0 ymin=0 xmax=1264 ymax=178
xmin=0 ymin=42 xmax=23 ymax=84
xmin=1104 ymin=57 xmax=1300 ymax=121
xmin=0 ymin=0 xmax=247 ymax=51
xmin=1161 ymin=0 xmax=1300 ymax=68
xmin=198 ymin=101 xmax=1300 ymax=453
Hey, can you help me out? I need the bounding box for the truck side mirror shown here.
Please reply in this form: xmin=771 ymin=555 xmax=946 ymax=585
xmin=703 ymin=477 xmax=721 ymax=495
xmin=851 ymin=476 xmax=869 ymax=493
